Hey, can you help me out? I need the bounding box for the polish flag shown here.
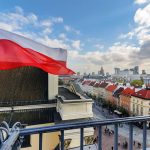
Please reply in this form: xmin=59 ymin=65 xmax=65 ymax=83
xmin=0 ymin=29 xmax=74 ymax=75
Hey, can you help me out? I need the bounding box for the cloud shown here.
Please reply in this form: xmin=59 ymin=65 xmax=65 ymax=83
xmin=0 ymin=6 xmax=39 ymax=31
xmin=0 ymin=6 xmax=72 ymax=49
xmin=68 ymin=43 xmax=140 ymax=73
xmin=71 ymin=40 xmax=81 ymax=50
xmin=134 ymin=4 xmax=150 ymax=27
xmin=52 ymin=17 xmax=63 ymax=23
xmin=59 ymin=33 xmax=67 ymax=41
xmin=138 ymin=40 xmax=150 ymax=59
xmin=64 ymin=25 xmax=80 ymax=34
xmin=119 ymin=4 xmax=150 ymax=45
xmin=134 ymin=0 xmax=150 ymax=4
xmin=94 ymin=44 xmax=104 ymax=50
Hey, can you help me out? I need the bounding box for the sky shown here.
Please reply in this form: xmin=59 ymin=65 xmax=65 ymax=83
xmin=0 ymin=0 xmax=150 ymax=74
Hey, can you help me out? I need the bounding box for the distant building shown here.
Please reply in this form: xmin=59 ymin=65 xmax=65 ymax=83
xmin=133 ymin=66 xmax=139 ymax=75
xmin=105 ymin=84 xmax=117 ymax=103
xmin=142 ymin=70 xmax=146 ymax=75
xmin=112 ymin=66 xmax=141 ymax=82
xmin=120 ymin=87 xmax=135 ymax=114
xmin=112 ymin=87 xmax=125 ymax=106
xmin=98 ymin=82 xmax=109 ymax=99
xmin=144 ymin=78 xmax=150 ymax=89
xmin=106 ymin=72 xmax=110 ymax=77
xmin=83 ymin=72 xmax=87 ymax=76
xmin=114 ymin=68 xmax=120 ymax=75
xmin=92 ymin=72 xmax=95 ymax=75
xmin=99 ymin=66 xmax=105 ymax=76
xmin=131 ymin=89 xmax=150 ymax=125
xmin=77 ymin=72 xmax=80 ymax=76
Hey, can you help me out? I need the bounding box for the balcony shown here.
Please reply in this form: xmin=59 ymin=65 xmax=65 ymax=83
xmin=0 ymin=116 xmax=150 ymax=150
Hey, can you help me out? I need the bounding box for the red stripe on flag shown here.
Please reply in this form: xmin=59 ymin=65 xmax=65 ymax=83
xmin=0 ymin=39 xmax=74 ymax=75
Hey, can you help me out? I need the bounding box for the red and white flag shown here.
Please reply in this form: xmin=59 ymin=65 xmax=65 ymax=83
xmin=0 ymin=29 xmax=74 ymax=75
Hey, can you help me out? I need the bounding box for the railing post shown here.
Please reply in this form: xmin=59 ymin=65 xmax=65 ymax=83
xmin=80 ymin=128 xmax=84 ymax=150
xmin=61 ymin=130 xmax=64 ymax=150
xmin=39 ymin=133 xmax=42 ymax=150
xmin=114 ymin=124 xmax=118 ymax=150
xmin=98 ymin=126 xmax=102 ymax=150
xmin=143 ymin=121 xmax=147 ymax=150
xmin=129 ymin=123 xmax=133 ymax=150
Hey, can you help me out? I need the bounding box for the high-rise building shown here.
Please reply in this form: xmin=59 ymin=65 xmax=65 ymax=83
xmin=92 ymin=72 xmax=95 ymax=75
xmin=114 ymin=68 xmax=120 ymax=75
xmin=142 ymin=70 xmax=146 ymax=75
xmin=106 ymin=72 xmax=110 ymax=77
xmin=100 ymin=66 xmax=105 ymax=76
xmin=83 ymin=72 xmax=87 ymax=76
xmin=133 ymin=66 xmax=139 ymax=74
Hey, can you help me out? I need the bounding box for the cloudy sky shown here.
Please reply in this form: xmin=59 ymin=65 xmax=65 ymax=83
xmin=0 ymin=0 xmax=150 ymax=74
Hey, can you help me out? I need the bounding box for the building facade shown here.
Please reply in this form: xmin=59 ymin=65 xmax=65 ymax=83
xmin=120 ymin=87 xmax=135 ymax=113
xmin=105 ymin=85 xmax=117 ymax=103
xmin=130 ymin=89 xmax=150 ymax=118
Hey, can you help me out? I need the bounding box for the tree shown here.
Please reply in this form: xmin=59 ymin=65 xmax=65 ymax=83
xmin=130 ymin=80 xmax=143 ymax=87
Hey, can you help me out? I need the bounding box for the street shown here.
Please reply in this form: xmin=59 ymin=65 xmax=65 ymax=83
xmin=93 ymin=102 xmax=150 ymax=146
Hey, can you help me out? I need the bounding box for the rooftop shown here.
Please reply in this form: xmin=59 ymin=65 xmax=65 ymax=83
xmin=58 ymin=87 xmax=81 ymax=100
xmin=106 ymin=84 xmax=117 ymax=92
xmin=88 ymin=81 xmax=96 ymax=86
xmin=99 ymin=82 xmax=109 ymax=88
xmin=121 ymin=87 xmax=135 ymax=96
xmin=93 ymin=82 xmax=101 ymax=88
xmin=72 ymin=82 xmax=90 ymax=99
xmin=132 ymin=89 xmax=150 ymax=100
xmin=113 ymin=87 xmax=124 ymax=97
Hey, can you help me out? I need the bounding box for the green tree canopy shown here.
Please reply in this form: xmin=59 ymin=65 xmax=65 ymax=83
xmin=130 ymin=80 xmax=143 ymax=87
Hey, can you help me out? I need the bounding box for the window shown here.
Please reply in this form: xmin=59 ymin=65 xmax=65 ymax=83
xmin=133 ymin=104 xmax=135 ymax=113
xmin=21 ymin=135 xmax=31 ymax=148
xmin=141 ymin=107 xmax=143 ymax=115
xmin=136 ymin=105 xmax=139 ymax=115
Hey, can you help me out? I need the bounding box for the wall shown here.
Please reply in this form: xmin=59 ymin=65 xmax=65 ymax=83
xmin=48 ymin=74 xmax=58 ymax=100
xmin=57 ymin=101 xmax=93 ymax=120
xmin=120 ymin=95 xmax=131 ymax=112
xmin=21 ymin=123 xmax=60 ymax=150
xmin=131 ymin=96 xmax=150 ymax=116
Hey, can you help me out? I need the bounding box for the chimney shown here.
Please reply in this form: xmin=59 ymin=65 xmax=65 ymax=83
xmin=48 ymin=74 xmax=58 ymax=100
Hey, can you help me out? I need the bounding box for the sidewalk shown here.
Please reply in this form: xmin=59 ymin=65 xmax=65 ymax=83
xmin=95 ymin=127 xmax=142 ymax=150
xmin=93 ymin=103 xmax=150 ymax=147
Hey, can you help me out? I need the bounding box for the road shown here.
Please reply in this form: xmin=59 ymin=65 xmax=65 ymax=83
xmin=93 ymin=102 xmax=150 ymax=145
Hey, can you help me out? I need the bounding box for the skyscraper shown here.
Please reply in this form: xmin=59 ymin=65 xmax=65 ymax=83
xmin=100 ymin=66 xmax=105 ymax=76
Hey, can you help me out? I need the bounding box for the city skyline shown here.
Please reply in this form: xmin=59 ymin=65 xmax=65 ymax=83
xmin=0 ymin=0 xmax=150 ymax=74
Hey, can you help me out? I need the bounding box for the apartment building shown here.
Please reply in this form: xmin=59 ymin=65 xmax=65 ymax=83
xmin=112 ymin=87 xmax=124 ymax=106
xmin=130 ymin=89 xmax=150 ymax=119
xmin=98 ymin=82 xmax=109 ymax=99
xmin=92 ymin=82 xmax=101 ymax=98
xmin=105 ymin=85 xmax=117 ymax=103
xmin=120 ymin=87 xmax=135 ymax=114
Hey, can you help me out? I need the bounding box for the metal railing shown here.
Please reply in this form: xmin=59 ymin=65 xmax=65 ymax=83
xmin=0 ymin=99 xmax=56 ymax=107
xmin=18 ymin=116 xmax=150 ymax=150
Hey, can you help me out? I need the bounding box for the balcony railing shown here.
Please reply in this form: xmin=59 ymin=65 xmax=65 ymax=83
xmin=0 ymin=99 xmax=56 ymax=107
xmin=1 ymin=116 xmax=150 ymax=150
